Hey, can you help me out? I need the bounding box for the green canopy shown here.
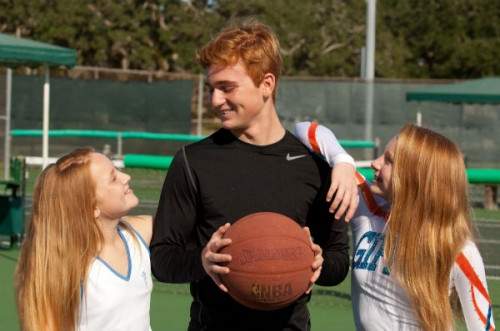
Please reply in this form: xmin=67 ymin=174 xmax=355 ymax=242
xmin=406 ymin=77 xmax=500 ymax=104
xmin=0 ymin=33 xmax=76 ymax=67
xmin=1 ymin=33 xmax=77 ymax=175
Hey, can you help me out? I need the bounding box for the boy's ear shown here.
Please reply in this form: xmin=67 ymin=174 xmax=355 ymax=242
xmin=260 ymin=73 xmax=276 ymax=99
xmin=94 ymin=207 xmax=101 ymax=219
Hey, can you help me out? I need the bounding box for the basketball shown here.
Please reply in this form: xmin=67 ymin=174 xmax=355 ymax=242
xmin=220 ymin=212 xmax=314 ymax=311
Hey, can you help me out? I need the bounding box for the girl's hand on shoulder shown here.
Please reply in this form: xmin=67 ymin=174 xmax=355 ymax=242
xmin=327 ymin=163 xmax=359 ymax=222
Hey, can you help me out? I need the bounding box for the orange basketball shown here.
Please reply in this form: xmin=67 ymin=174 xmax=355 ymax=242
xmin=220 ymin=212 xmax=314 ymax=311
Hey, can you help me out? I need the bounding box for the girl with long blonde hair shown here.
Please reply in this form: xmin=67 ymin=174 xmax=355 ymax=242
xmin=15 ymin=148 xmax=153 ymax=331
xmin=296 ymin=122 xmax=495 ymax=330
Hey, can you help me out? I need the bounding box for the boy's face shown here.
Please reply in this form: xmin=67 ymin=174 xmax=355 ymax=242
xmin=207 ymin=61 xmax=272 ymax=133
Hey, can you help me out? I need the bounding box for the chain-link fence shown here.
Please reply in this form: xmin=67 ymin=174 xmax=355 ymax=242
xmin=276 ymin=78 xmax=500 ymax=168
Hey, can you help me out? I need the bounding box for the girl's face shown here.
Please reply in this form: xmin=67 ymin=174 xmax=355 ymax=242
xmin=90 ymin=153 xmax=139 ymax=220
xmin=370 ymin=137 xmax=396 ymax=200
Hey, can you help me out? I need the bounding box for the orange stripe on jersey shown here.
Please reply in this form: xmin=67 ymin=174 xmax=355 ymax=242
xmin=307 ymin=121 xmax=321 ymax=153
xmin=456 ymin=253 xmax=491 ymax=304
xmin=355 ymin=172 xmax=365 ymax=185
xmin=470 ymin=285 xmax=495 ymax=331
xmin=456 ymin=252 xmax=494 ymax=331
xmin=355 ymin=172 xmax=388 ymax=220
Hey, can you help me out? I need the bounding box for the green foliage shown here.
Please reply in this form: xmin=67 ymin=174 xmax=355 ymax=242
xmin=1 ymin=0 xmax=499 ymax=78
xmin=213 ymin=0 xmax=366 ymax=76
xmin=378 ymin=0 xmax=500 ymax=78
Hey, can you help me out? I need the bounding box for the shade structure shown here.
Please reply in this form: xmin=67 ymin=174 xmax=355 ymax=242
xmin=406 ymin=77 xmax=500 ymax=104
xmin=0 ymin=33 xmax=76 ymax=67
xmin=406 ymin=78 xmax=500 ymax=211
xmin=0 ymin=33 xmax=76 ymax=174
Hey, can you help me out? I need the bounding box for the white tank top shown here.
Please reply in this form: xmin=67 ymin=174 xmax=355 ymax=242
xmin=78 ymin=226 xmax=153 ymax=331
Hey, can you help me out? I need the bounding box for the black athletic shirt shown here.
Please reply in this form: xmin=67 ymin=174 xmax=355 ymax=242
xmin=151 ymin=128 xmax=349 ymax=331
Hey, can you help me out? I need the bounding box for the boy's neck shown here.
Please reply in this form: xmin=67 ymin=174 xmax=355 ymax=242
xmin=232 ymin=104 xmax=285 ymax=146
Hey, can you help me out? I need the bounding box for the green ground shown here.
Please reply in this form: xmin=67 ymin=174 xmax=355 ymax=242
xmin=1 ymin=167 xmax=498 ymax=330
xmin=24 ymin=166 xmax=500 ymax=213
xmin=473 ymin=208 xmax=500 ymax=221
xmin=1 ymin=246 xmax=498 ymax=330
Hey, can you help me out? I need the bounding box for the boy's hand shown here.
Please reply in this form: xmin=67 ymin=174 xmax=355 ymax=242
xmin=327 ymin=163 xmax=359 ymax=222
xmin=303 ymin=227 xmax=323 ymax=294
xmin=201 ymin=223 xmax=232 ymax=292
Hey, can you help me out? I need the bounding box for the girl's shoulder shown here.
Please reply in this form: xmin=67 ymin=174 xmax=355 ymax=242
xmin=458 ymin=240 xmax=482 ymax=261
xmin=122 ymin=215 xmax=153 ymax=246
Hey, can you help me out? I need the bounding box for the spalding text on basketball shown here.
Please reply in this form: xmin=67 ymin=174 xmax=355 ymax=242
xmin=238 ymin=246 xmax=306 ymax=266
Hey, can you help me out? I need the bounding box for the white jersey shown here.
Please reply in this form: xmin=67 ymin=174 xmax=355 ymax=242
xmin=352 ymin=174 xmax=495 ymax=331
xmin=78 ymin=225 xmax=153 ymax=331
xmin=294 ymin=121 xmax=495 ymax=331
xmin=351 ymin=175 xmax=419 ymax=330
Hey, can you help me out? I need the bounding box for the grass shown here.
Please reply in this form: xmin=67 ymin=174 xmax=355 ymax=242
xmin=24 ymin=166 xmax=167 ymax=202
xmin=473 ymin=208 xmax=500 ymax=221
xmin=0 ymin=248 xmax=18 ymax=331
xmin=1 ymin=246 xmax=498 ymax=331
xmin=3 ymin=166 xmax=498 ymax=330
xmin=149 ymin=282 xmax=358 ymax=330
xmin=24 ymin=165 xmax=500 ymax=217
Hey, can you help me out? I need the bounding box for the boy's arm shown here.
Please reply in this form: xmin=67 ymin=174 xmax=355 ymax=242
xmin=150 ymin=150 xmax=206 ymax=283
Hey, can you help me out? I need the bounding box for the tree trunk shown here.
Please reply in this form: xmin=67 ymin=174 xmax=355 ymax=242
xmin=484 ymin=185 xmax=498 ymax=210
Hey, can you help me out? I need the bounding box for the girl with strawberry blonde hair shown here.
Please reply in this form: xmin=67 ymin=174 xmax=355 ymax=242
xmin=296 ymin=122 xmax=495 ymax=331
xmin=15 ymin=148 xmax=153 ymax=331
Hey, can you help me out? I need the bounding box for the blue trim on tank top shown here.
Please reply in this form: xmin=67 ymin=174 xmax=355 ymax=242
xmin=127 ymin=223 xmax=150 ymax=256
xmin=96 ymin=228 xmax=132 ymax=281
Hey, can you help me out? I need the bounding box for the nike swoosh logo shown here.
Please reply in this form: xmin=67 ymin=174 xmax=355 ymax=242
xmin=286 ymin=153 xmax=307 ymax=161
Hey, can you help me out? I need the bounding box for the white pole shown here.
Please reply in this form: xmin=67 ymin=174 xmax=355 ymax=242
xmin=416 ymin=111 xmax=422 ymax=127
xmin=117 ymin=133 xmax=123 ymax=158
xmin=196 ymin=74 xmax=204 ymax=136
xmin=42 ymin=66 xmax=50 ymax=169
xmin=363 ymin=0 xmax=377 ymax=158
xmin=360 ymin=47 xmax=366 ymax=78
xmin=4 ymin=68 xmax=12 ymax=179
xmin=365 ymin=0 xmax=377 ymax=81
xmin=364 ymin=83 xmax=374 ymax=140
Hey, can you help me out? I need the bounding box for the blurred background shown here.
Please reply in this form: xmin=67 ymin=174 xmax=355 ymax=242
xmin=0 ymin=1 xmax=499 ymax=330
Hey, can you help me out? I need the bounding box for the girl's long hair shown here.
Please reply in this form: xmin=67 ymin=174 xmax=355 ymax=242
xmin=384 ymin=124 xmax=473 ymax=331
xmin=15 ymin=148 xmax=102 ymax=331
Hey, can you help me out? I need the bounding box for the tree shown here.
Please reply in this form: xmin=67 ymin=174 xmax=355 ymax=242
xmin=1 ymin=0 xmax=499 ymax=78
xmin=215 ymin=0 xmax=366 ymax=76
xmin=378 ymin=0 xmax=500 ymax=78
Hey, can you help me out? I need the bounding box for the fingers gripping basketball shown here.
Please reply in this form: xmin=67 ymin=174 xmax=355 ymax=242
xmin=220 ymin=212 xmax=314 ymax=311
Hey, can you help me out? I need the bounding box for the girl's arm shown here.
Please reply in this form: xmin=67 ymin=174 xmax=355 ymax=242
xmin=294 ymin=121 xmax=358 ymax=221
xmin=452 ymin=242 xmax=495 ymax=331
xmin=294 ymin=121 xmax=355 ymax=167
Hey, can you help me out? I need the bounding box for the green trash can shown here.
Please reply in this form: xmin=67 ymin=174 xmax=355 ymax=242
xmin=0 ymin=196 xmax=24 ymax=235
xmin=0 ymin=157 xmax=26 ymax=247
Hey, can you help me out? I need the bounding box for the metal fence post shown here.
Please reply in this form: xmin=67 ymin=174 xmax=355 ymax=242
xmin=117 ymin=133 xmax=123 ymax=158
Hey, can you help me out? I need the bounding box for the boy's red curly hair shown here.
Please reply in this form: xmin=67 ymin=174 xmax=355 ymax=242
xmin=198 ymin=20 xmax=282 ymax=100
